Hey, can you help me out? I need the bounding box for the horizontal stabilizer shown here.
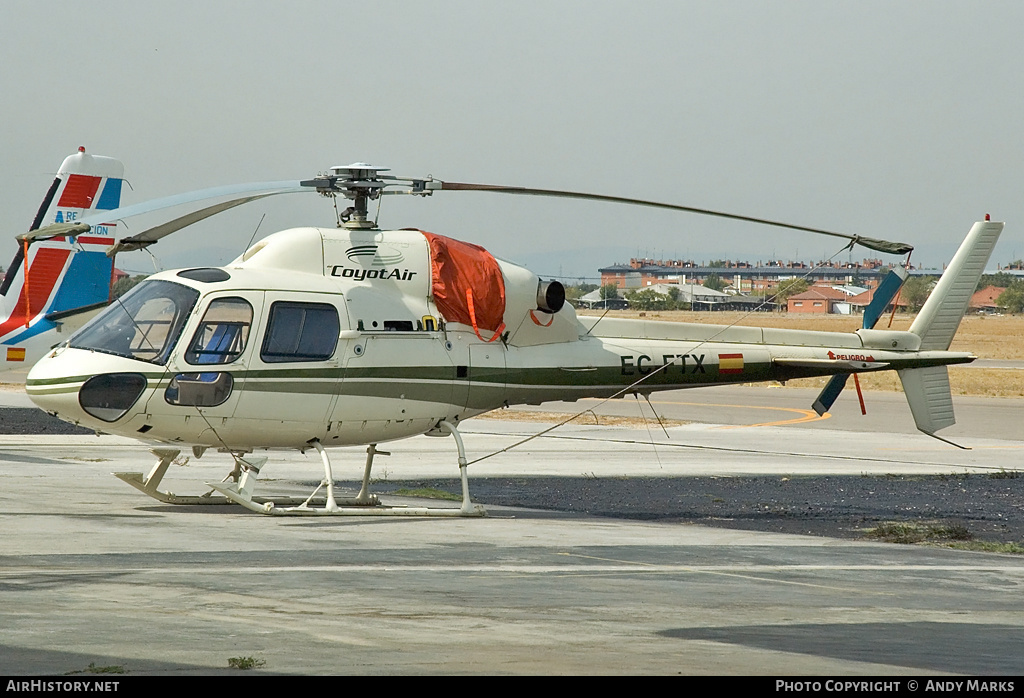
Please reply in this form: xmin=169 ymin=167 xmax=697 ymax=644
xmin=898 ymin=366 xmax=955 ymax=434
xmin=775 ymin=358 xmax=889 ymax=371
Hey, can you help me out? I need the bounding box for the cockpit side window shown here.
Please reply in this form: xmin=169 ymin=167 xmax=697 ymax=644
xmin=260 ymin=301 xmax=340 ymax=363
xmin=184 ymin=297 xmax=253 ymax=365
xmin=69 ymin=280 xmax=199 ymax=365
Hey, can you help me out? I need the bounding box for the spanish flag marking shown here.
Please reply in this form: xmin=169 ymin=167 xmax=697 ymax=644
xmin=6 ymin=347 xmax=26 ymax=362
xmin=718 ymin=353 xmax=743 ymax=374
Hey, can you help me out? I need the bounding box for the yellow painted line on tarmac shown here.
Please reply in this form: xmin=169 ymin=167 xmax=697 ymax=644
xmin=716 ymin=407 xmax=831 ymax=429
xmin=580 ymin=397 xmax=832 ymax=429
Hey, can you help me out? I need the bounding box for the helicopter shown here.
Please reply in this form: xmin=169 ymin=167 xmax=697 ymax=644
xmin=21 ymin=161 xmax=1003 ymax=516
xmin=0 ymin=148 xmax=125 ymax=372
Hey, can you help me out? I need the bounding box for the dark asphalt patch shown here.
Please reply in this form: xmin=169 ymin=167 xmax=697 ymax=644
xmin=373 ymin=475 xmax=1024 ymax=546
xmin=0 ymin=407 xmax=93 ymax=435
xmin=4 ymin=405 xmax=1022 ymax=547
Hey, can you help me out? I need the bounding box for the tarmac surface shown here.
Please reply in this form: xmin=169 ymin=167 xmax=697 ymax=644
xmin=1 ymin=383 xmax=1023 ymax=675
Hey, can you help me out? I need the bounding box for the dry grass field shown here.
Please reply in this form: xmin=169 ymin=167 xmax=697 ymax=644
xmin=578 ymin=310 xmax=1024 ymax=397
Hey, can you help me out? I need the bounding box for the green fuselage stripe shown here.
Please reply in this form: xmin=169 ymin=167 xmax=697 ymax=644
xmin=25 ymin=355 xmax=963 ymax=410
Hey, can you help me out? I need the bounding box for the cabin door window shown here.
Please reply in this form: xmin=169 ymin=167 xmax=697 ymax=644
xmin=184 ymin=297 xmax=254 ymax=365
xmin=260 ymin=301 xmax=341 ymax=363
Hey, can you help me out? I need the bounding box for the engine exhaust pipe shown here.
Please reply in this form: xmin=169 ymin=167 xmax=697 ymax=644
xmin=536 ymin=280 xmax=565 ymax=314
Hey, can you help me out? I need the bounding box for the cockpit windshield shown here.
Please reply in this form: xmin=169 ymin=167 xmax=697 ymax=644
xmin=69 ymin=280 xmax=200 ymax=365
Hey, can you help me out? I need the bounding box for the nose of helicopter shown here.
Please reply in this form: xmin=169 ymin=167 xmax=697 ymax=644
xmin=26 ymin=348 xmax=149 ymax=426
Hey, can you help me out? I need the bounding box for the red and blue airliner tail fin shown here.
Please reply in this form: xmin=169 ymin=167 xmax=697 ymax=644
xmin=0 ymin=147 xmax=125 ymax=368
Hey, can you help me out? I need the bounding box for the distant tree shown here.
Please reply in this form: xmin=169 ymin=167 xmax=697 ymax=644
xmin=772 ymin=278 xmax=809 ymax=307
xmin=600 ymin=283 xmax=619 ymax=300
xmin=624 ymin=287 xmax=669 ymax=311
xmin=564 ymin=283 xmax=598 ymax=304
xmin=663 ymin=286 xmax=691 ymax=310
xmin=977 ymin=272 xmax=1016 ymax=291
xmin=703 ymin=273 xmax=727 ymax=292
xmin=708 ymin=259 xmax=728 ymax=268
xmin=997 ymin=281 xmax=1024 ymax=313
xmin=112 ymin=274 xmax=147 ymax=298
xmin=901 ymin=275 xmax=937 ymax=312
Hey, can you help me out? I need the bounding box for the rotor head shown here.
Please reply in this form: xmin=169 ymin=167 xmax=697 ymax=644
xmin=299 ymin=163 xmax=438 ymax=229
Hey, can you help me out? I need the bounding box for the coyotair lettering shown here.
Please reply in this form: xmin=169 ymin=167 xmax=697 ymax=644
xmin=329 ymin=266 xmax=417 ymax=282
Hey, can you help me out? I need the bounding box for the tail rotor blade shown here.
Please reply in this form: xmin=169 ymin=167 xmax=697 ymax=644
xmin=862 ymin=266 xmax=909 ymax=330
xmin=812 ymin=374 xmax=850 ymax=416
xmin=811 ymin=265 xmax=908 ymax=415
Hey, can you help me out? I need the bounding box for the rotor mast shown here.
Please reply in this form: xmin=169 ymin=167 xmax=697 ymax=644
xmin=301 ymin=163 xmax=398 ymax=230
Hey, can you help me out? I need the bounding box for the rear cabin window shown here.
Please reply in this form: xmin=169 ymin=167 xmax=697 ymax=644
xmin=185 ymin=297 xmax=253 ymax=365
xmin=261 ymin=301 xmax=340 ymax=363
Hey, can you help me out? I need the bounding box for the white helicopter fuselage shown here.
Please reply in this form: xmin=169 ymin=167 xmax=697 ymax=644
xmin=25 ymin=224 xmax=981 ymax=451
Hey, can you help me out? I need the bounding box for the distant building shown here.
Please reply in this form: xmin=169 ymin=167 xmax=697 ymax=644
xmin=832 ymin=285 xmax=870 ymax=297
xmin=658 ymin=283 xmax=730 ymax=307
xmin=573 ymin=283 xmax=768 ymax=311
xmin=576 ymin=289 xmax=628 ymax=309
xmin=787 ymin=286 xmax=851 ymax=314
xmin=846 ymin=286 xmax=908 ymax=316
xmin=599 ymin=257 xmax=905 ymax=291
xmin=970 ymin=286 xmax=1008 ymax=314
xmin=648 ymin=282 xmax=766 ymax=311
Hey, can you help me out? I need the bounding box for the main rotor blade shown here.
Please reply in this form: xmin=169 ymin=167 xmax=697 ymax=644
xmin=439 ymin=182 xmax=914 ymax=255
xmin=18 ymin=222 xmax=91 ymax=243
xmin=18 ymin=182 xmax=309 ymax=246
xmin=108 ymin=193 xmax=289 ymax=255
xmin=77 ymin=181 xmax=308 ymax=229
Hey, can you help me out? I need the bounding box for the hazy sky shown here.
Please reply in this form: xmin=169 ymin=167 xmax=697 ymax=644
xmin=2 ymin=1 xmax=1023 ymax=280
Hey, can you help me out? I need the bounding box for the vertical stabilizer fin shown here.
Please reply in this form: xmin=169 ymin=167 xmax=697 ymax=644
xmin=909 ymin=220 xmax=1003 ymax=350
xmin=895 ymin=220 xmax=1003 ymax=439
xmin=0 ymin=148 xmax=124 ymax=371
xmin=898 ymin=365 xmax=955 ymax=435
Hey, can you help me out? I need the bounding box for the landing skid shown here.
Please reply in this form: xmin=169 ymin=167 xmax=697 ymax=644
xmin=209 ymin=421 xmax=485 ymax=517
xmin=114 ymin=449 xmax=322 ymax=506
xmin=115 ymin=421 xmax=486 ymax=517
